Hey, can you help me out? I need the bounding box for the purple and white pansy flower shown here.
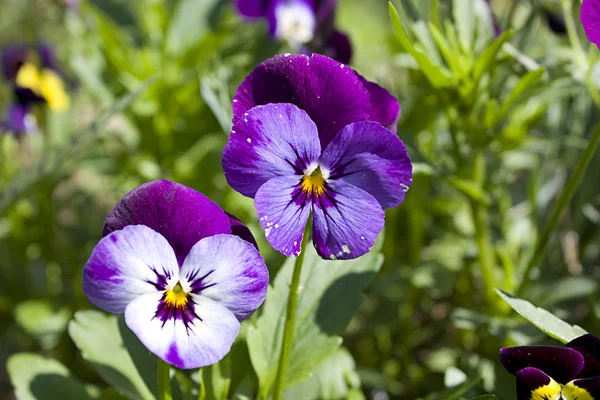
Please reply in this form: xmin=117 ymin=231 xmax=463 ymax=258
xmin=82 ymin=180 xmax=269 ymax=369
xmin=235 ymin=0 xmax=352 ymax=64
xmin=222 ymin=53 xmax=412 ymax=260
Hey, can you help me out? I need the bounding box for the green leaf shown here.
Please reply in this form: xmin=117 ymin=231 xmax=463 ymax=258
xmin=248 ymin=237 xmax=384 ymax=396
xmin=472 ymin=29 xmax=515 ymax=85
xmin=388 ymin=3 xmax=456 ymax=88
xmin=496 ymin=69 xmax=546 ymax=121
xmin=7 ymin=353 xmax=90 ymax=400
xmin=496 ymin=290 xmax=588 ymax=343
xmin=453 ymin=0 xmax=475 ymax=54
xmin=165 ymin=0 xmax=221 ymax=56
xmin=447 ymin=177 xmax=491 ymax=205
xmin=14 ymin=300 xmax=71 ymax=350
xmin=68 ymin=310 xmax=156 ymax=400
xmin=284 ymin=347 xmax=363 ymax=400
xmin=472 ymin=396 xmax=499 ymax=400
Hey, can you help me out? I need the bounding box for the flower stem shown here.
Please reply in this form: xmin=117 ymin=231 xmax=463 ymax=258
xmin=158 ymin=358 xmax=173 ymax=400
xmin=517 ymin=122 xmax=600 ymax=295
xmin=272 ymin=219 xmax=311 ymax=400
xmin=470 ymin=151 xmax=501 ymax=312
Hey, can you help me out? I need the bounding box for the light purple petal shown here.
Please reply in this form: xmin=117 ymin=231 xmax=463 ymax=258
xmin=103 ymin=180 xmax=231 ymax=265
xmin=124 ymin=291 xmax=240 ymax=369
xmin=582 ymin=0 xmax=600 ymax=47
xmin=179 ymin=234 xmax=268 ymax=321
xmin=254 ymin=175 xmax=311 ymax=257
xmin=500 ymin=346 xmax=585 ymax=384
xmin=319 ymin=121 xmax=412 ymax=209
xmin=235 ymin=0 xmax=270 ymax=19
xmin=232 ymin=53 xmax=371 ymax=148
xmin=2 ymin=104 xmax=36 ymax=134
xmin=357 ymin=75 xmax=401 ymax=133
xmin=515 ymin=367 xmax=561 ymax=400
xmin=226 ymin=212 xmax=258 ymax=249
xmin=222 ymin=103 xmax=321 ymax=198
xmin=83 ymin=225 xmax=179 ymax=314
xmin=312 ymin=180 xmax=384 ymax=260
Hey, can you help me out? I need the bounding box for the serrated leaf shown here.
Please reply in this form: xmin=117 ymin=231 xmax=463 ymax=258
xmin=496 ymin=290 xmax=588 ymax=343
xmin=472 ymin=29 xmax=515 ymax=85
xmin=248 ymin=236 xmax=384 ymax=397
xmin=7 ymin=353 xmax=90 ymax=400
xmin=69 ymin=310 xmax=157 ymax=400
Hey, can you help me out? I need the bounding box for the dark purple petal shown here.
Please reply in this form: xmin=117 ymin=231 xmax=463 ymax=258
xmin=254 ymin=175 xmax=311 ymax=257
xmin=357 ymin=75 xmax=401 ymax=133
xmin=233 ymin=53 xmax=372 ymax=148
xmin=500 ymin=346 xmax=585 ymax=384
xmin=567 ymin=334 xmax=600 ymax=378
xmin=323 ymin=30 xmax=352 ymax=65
xmin=235 ymin=0 xmax=271 ymax=19
xmin=83 ymin=225 xmax=179 ymax=314
xmin=564 ymin=376 xmax=600 ymax=399
xmin=222 ymin=103 xmax=321 ymax=198
xmin=582 ymin=0 xmax=600 ymax=47
xmin=38 ymin=43 xmax=57 ymax=70
xmin=315 ymin=0 xmax=336 ymax=26
xmin=180 ymin=234 xmax=269 ymax=321
xmin=543 ymin=9 xmax=566 ymax=35
xmin=312 ymin=180 xmax=384 ymax=260
xmin=103 ymin=180 xmax=231 ymax=265
xmin=319 ymin=121 xmax=412 ymax=209
xmin=226 ymin=212 xmax=258 ymax=249
xmin=14 ymin=87 xmax=45 ymax=107
xmin=1 ymin=45 xmax=28 ymax=81
xmin=125 ymin=291 xmax=240 ymax=369
xmin=515 ymin=367 xmax=562 ymax=400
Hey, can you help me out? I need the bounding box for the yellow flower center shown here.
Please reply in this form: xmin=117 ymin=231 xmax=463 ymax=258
xmin=164 ymin=283 xmax=188 ymax=309
xmin=16 ymin=63 xmax=70 ymax=112
xmin=300 ymin=167 xmax=326 ymax=195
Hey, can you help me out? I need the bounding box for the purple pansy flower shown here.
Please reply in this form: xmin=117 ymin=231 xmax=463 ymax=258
xmin=222 ymin=53 xmax=411 ymax=260
xmin=235 ymin=0 xmax=352 ymax=64
xmin=83 ymin=180 xmax=269 ymax=369
xmin=500 ymin=334 xmax=600 ymax=399
xmin=582 ymin=0 xmax=600 ymax=47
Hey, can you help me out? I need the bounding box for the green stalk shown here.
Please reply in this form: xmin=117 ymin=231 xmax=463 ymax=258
xmin=158 ymin=358 xmax=173 ymax=400
xmin=561 ymin=0 xmax=588 ymax=71
xmin=517 ymin=123 xmax=600 ymax=295
xmin=272 ymin=219 xmax=311 ymax=400
xmin=470 ymin=151 xmax=501 ymax=312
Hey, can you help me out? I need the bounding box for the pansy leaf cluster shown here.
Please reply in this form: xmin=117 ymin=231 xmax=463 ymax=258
xmin=0 ymin=43 xmax=69 ymax=136
xmin=234 ymin=0 xmax=352 ymax=63
xmin=222 ymin=53 xmax=411 ymax=260
xmin=82 ymin=180 xmax=269 ymax=369
xmin=501 ymin=334 xmax=600 ymax=400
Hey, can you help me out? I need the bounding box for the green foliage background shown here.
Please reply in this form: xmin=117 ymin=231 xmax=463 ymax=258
xmin=1 ymin=0 xmax=600 ymax=399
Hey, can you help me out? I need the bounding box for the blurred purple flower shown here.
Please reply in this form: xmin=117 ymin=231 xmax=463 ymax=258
xmin=235 ymin=0 xmax=352 ymax=63
xmin=500 ymin=334 xmax=600 ymax=399
xmin=1 ymin=43 xmax=69 ymax=112
xmin=83 ymin=180 xmax=269 ymax=369
xmin=222 ymin=53 xmax=412 ymax=260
